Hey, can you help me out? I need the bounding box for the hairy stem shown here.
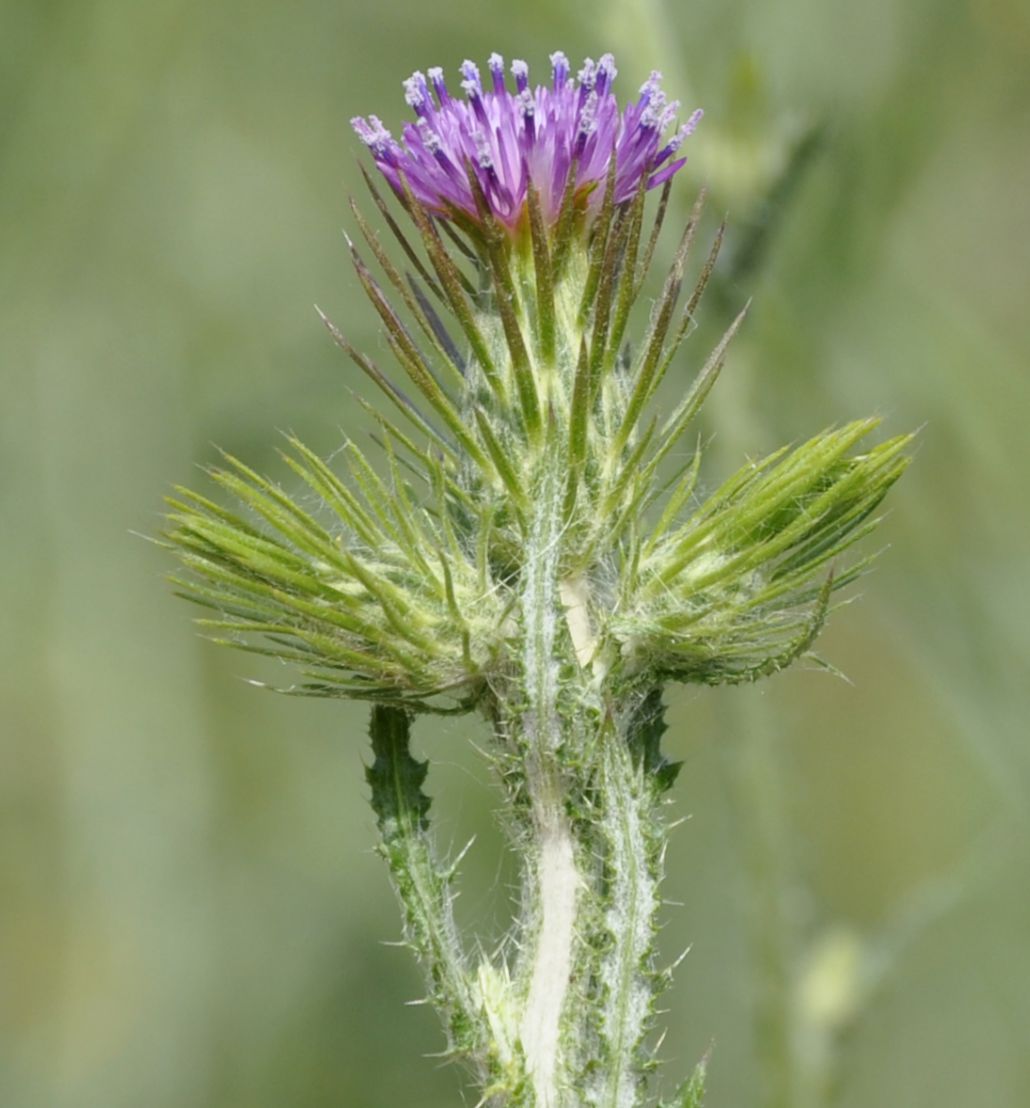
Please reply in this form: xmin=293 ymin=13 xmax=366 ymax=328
xmin=593 ymin=735 xmax=661 ymax=1108
xmin=494 ymin=472 xmax=673 ymax=1107
xmin=519 ymin=764 xmax=579 ymax=1107
xmin=513 ymin=470 xmax=577 ymax=1107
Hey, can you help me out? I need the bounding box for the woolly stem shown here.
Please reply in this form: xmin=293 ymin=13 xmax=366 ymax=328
xmin=498 ymin=699 xmax=669 ymax=1108
xmin=592 ymin=735 xmax=662 ymax=1108
xmin=510 ymin=469 xmax=578 ymax=1107
xmin=488 ymin=470 xmax=672 ymax=1108
xmin=519 ymin=762 xmax=579 ymax=1107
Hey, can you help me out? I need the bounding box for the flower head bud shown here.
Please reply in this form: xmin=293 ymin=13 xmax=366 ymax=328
xmin=351 ymin=51 xmax=701 ymax=233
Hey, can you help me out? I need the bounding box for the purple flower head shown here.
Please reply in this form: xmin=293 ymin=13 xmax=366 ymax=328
xmin=351 ymin=52 xmax=702 ymax=233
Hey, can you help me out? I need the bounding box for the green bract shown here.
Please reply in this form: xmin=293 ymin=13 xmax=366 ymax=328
xmin=165 ymin=169 xmax=908 ymax=707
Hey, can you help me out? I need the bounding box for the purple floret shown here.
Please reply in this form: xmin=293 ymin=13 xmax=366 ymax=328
xmin=352 ymin=53 xmax=701 ymax=231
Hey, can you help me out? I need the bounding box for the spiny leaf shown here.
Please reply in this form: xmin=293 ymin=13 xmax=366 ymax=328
xmin=635 ymin=178 xmax=675 ymax=299
xmin=436 ymin=216 xmax=481 ymax=265
xmin=397 ymin=173 xmax=504 ymax=400
xmin=279 ymin=434 xmax=384 ymax=547
xmin=658 ymin=220 xmax=726 ymax=378
xmin=316 ymin=307 xmax=454 ymax=453
xmin=460 ymin=160 xmax=542 ymax=441
xmin=360 ymin=401 xmax=478 ymax=516
xmin=578 ymin=143 xmax=620 ymax=324
xmin=406 ymin=274 xmax=466 ymax=374
xmin=681 ymin=221 xmax=725 ymax=325
xmin=653 ymin=421 xmax=884 ymax=588
xmin=367 ymin=704 xmax=430 ymax=835
xmin=348 ymin=200 xmax=465 ymax=384
xmin=588 ymin=204 xmax=631 ymax=383
xmin=357 ymin=161 xmax=445 ymax=303
xmin=646 ymin=302 xmax=749 ymax=478
xmin=474 ymin=409 xmax=529 ymax=518
xmin=550 ymin=153 xmax=582 ymax=279
xmin=643 ymin=446 xmax=703 ymax=558
xmin=563 ymin=338 xmax=592 ymax=522
xmin=612 ymin=197 xmax=707 ymax=457
xmin=627 ymin=689 xmax=681 ymax=793
xmin=607 ymin=173 xmax=651 ymax=367
xmin=660 ymin=1051 xmax=708 ymax=1108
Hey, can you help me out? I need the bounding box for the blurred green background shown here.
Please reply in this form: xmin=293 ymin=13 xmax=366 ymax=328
xmin=3 ymin=0 xmax=1029 ymax=1104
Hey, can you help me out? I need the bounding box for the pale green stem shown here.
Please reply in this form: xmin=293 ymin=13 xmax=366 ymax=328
xmin=501 ymin=697 xmax=665 ymax=1108
xmin=591 ymin=735 xmax=661 ymax=1108
xmin=518 ymin=760 xmax=579 ymax=1107
xmin=511 ymin=470 xmax=579 ymax=1107
xmin=493 ymin=473 xmax=668 ymax=1107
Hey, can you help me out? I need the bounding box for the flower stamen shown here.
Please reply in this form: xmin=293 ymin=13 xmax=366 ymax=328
xmin=352 ymin=52 xmax=700 ymax=234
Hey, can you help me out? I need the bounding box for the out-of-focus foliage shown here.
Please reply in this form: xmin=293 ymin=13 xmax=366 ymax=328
xmin=2 ymin=0 xmax=1028 ymax=1106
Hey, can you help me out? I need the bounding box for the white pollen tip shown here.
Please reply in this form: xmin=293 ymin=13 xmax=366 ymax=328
xmin=577 ymin=90 xmax=599 ymax=135
xmin=403 ymin=72 xmax=426 ymax=107
xmin=474 ymin=130 xmax=493 ymax=167
xmin=640 ymin=70 xmax=663 ymax=95
xmin=416 ymin=119 xmax=442 ymax=152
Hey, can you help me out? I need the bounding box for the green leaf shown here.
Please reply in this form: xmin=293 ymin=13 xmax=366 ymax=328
xmin=627 ymin=688 xmax=681 ymax=794
xmin=366 ymin=704 xmax=430 ymax=836
xmin=663 ymin=1051 xmax=708 ymax=1108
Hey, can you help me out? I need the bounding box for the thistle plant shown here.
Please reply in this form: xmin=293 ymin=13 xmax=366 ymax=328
xmin=164 ymin=51 xmax=911 ymax=1108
